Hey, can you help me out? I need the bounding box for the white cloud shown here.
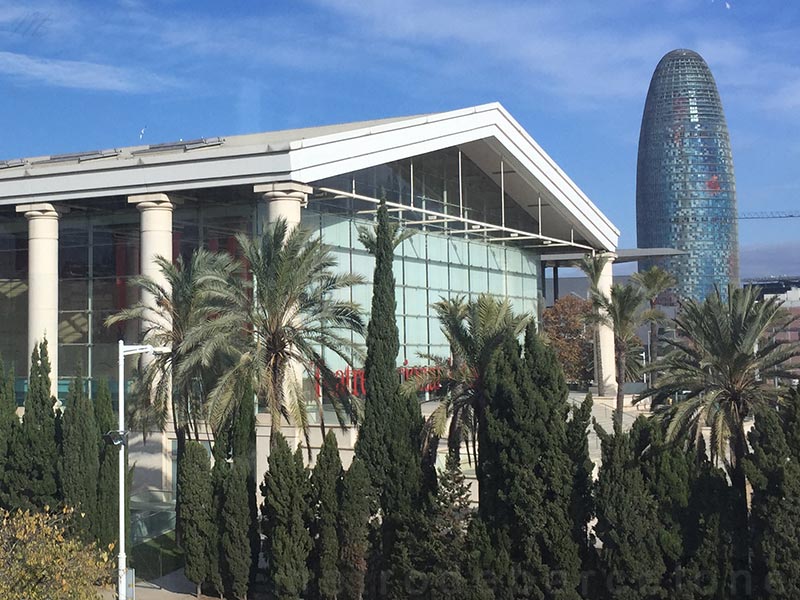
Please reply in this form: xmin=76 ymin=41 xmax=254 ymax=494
xmin=0 ymin=51 xmax=179 ymax=93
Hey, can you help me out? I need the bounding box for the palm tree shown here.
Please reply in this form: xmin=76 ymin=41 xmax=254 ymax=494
xmin=631 ymin=265 xmax=676 ymax=383
xmin=640 ymin=285 xmax=800 ymax=569
xmin=402 ymin=294 xmax=530 ymax=461
xmin=640 ymin=284 xmax=800 ymax=482
xmin=589 ymin=283 xmax=646 ymax=428
xmin=201 ymin=218 xmax=366 ymax=449
xmin=105 ymin=249 xmax=240 ymax=441
xmin=106 ymin=249 xmax=240 ymax=548
xmin=579 ymin=253 xmax=610 ymax=396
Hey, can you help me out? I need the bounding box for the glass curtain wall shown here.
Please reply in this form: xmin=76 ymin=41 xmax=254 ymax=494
xmin=308 ymin=146 xmax=540 ymax=376
xmin=0 ymin=210 xmax=29 ymax=402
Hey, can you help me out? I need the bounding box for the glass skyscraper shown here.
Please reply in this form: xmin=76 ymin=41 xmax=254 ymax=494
xmin=636 ymin=48 xmax=739 ymax=303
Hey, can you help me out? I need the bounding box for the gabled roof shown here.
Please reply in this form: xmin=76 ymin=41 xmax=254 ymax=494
xmin=0 ymin=103 xmax=618 ymax=251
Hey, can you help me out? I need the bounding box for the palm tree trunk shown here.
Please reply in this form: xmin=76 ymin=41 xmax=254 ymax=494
xmin=174 ymin=425 xmax=186 ymax=547
xmin=594 ymin=325 xmax=605 ymax=397
xmin=648 ymin=296 xmax=660 ymax=387
xmin=270 ymin=408 xmax=281 ymax=449
xmin=447 ymin=406 xmax=462 ymax=462
xmin=615 ymin=346 xmax=626 ymax=431
xmin=730 ymin=433 xmax=750 ymax=581
xmin=649 ymin=318 xmax=659 ymax=385
xmin=269 ymin=360 xmax=285 ymax=449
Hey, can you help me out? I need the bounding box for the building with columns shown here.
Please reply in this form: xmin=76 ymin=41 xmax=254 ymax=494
xmin=0 ymin=103 xmax=619 ymax=503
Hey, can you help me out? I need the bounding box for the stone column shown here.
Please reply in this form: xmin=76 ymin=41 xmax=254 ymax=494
xmin=128 ymin=193 xmax=174 ymax=491
xmin=128 ymin=193 xmax=174 ymax=339
xmin=17 ymin=203 xmax=67 ymax=399
xmin=597 ymin=254 xmax=618 ymax=398
xmin=254 ymin=181 xmax=312 ymax=230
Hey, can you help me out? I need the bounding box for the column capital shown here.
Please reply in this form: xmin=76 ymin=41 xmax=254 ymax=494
xmin=254 ymin=181 xmax=312 ymax=204
xmin=256 ymin=182 xmax=310 ymax=228
xmin=16 ymin=202 xmax=69 ymax=219
xmin=599 ymin=251 xmax=617 ymax=262
xmin=128 ymin=193 xmax=175 ymax=211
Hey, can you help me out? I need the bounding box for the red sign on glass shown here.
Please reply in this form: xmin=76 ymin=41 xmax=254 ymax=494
xmin=314 ymin=363 xmax=443 ymax=397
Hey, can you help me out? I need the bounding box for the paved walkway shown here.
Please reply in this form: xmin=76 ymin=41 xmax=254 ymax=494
xmin=101 ymin=569 xmax=197 ymax=599
xmin=569 ymin=392 xmax=652 ymax=474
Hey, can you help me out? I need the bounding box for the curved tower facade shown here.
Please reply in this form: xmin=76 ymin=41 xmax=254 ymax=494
xmin=636 ymin=49 xmax=738 ymax=303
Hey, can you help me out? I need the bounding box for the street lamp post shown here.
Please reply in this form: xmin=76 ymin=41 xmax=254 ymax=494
xmin=116 ymin=340 xmax=171 ymax=600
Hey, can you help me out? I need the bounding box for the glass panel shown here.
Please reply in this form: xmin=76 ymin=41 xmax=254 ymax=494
xmin=59 ymin=311 xmax=89 ymax=344
xmin=92 ymin=343 xmax=119 ymax=379
xmin=429 ymin=322 xmax=448 ymax=348
xmin=507 ymin=273 xmax=524 ymax=298
xmin=351 ymin=252 xmax=373 ymax=280
xmin=468 ymin=240 xmax=487 ymax=268
xmin=488 ymin=246 xmax=505 ymax=271
xmin=403 ymin=288 xmax=428 ymax=316
xmin=93 ymin=310 xmax=126 ymax=344
xmin=402 ymin=235 xmax=426 ymax=260
xmin=450 ymin=266 xmax=470 ymax=292
xmin=469 ymin=268 xmax=489 ymax=294
xmin=352 ymin=282 xmax=373 ymax=309
xmin=448 ymin=239 xmax=467 ymax=266
xmin=489 ymin=269 xmax=505 ymax=294
xmin=403 ymin=345 xmax=429 ymax=365
xmin=428 ymin=263 xmax=449 ymax=291
xmin=60 ymin=280 xmax=88 ymax=310
xmin=60 ymin=344 xmax=89 ymax=377
xmin=403 ymin=258 xmax=427 ymax=288
xmin=405 ymin=316 xmax=428 ymax=345
xmin=60 ymin=245 xmax=88 ymax=278
xmin=321 ymin=214 xmax=351 ymax=247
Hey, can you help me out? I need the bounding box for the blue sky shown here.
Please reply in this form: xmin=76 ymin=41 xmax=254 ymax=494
xmin=1 ymin=0 xmax=798 ymax=277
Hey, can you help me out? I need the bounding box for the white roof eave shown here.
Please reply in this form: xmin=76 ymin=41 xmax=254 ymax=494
xmin=0 ymin=103 xmax=618 ymax=251
xmin=288 ymin=103 xmax=618 ymax=251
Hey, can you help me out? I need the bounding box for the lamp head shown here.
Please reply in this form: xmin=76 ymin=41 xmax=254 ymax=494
xmin=103 ymin=430 xmax=127 ymax=447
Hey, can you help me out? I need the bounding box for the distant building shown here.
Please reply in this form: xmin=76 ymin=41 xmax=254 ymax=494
xmin=636 ymin=49 xmax=739 ymax=302
xmin=749 ymin=277 xmax=800 ymax=350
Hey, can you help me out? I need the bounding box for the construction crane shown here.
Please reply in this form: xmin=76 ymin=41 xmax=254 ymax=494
xmin=738 ymin=211 xmax=800 ymax=220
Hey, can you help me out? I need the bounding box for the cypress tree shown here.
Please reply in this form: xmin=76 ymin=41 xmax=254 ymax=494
xmin=355 ymin=200 xmax=422 ymax=511
xmin=480 ymin=332 xmax=581 ymax=598
xmin=94 ymin=379 xmax=118 ymax=550
xmin=61 ymin=376 xmax=99 ymax=540
xmin=744 ymin=408 xmax=800 ymax=599
xmin=782 ymin=387 xmax=800 ymax=463
xmin=179 ymin=440 xmax=214 ymax=598
xmin=309 ymin=432 xmax=343 ymax=600
xmin=479 ymin=336 xmax=538 ymax=597
xmin=462 ymin=518 xmax=497 ymax=600
xmin=630 ymin=416 xmax=690 ymax=589
xmin=565 ymin=393 xmax=595 ymax=570
xmin=338 ymin=457 xmax=372 ymax=600
xmin=209 ymin=425 xmax=229 ymax=597
xmin=231 ymin=391 xmax=260 ymax=584
xmin=525 ymin=322 xmax=569 ymax=402
xmin=261 ymin=432 xmax=312 ymax=599
xmin=677 ymin=462 xmax=732 ymax=600
xmin=4 ymin=341 xmax=59 ymax=511
xmin=523 ymin=328 xmax=582 ymax=597
xmin=354 ymin=200 xmax=423 ymax=597
xmin=420 ymin=452 xmax=473 ymax=599
xmin=593 ymin=423 xmax=666 ymax=599
xmin=432 ymin=453 xmax=472 ymax=552
xmin=222 ymin=460 xmax=253 ymax=600
xmin=0 ymin=357 xmax=17 ymax=510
